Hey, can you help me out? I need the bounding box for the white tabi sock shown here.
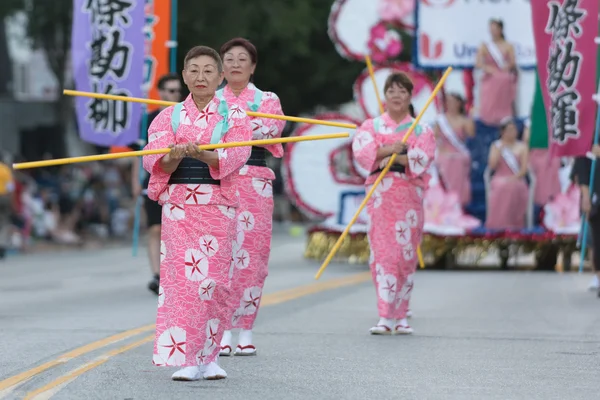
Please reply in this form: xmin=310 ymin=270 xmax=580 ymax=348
xmin=397 ymin=318 xmax=409 ymax=327
xmin=203 ymin=358 xmax=227 ymax=380
xmin=238 ymin=329 xmax=253 ymax=347
xmin=378 ymin=318 xmax=394 ymax=328
xmin=171 ymin=366 xmax=202 ymax=381
xmin=220 ymin=330 xmax=233 ymax=355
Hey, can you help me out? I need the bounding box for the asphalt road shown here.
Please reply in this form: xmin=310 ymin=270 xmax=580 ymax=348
xmin=1 ymin=231 xmax=599 ymax=400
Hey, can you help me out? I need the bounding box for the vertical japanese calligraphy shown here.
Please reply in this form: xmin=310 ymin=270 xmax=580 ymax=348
xmin=144 ymin=0 xmax=171 ymax=112
xmin=531 ymin=0 xmax=598 ymax=157
xmin=71 ymin=0 xmax=145 ymax=146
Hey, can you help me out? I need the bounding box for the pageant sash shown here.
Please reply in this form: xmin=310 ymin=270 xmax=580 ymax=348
xmin=437 ymin=115 xmax=469 ymax=156
xmin=486 ymin=41 xmax=505 ymax=69
xmin=496 ymin=142 xmax=521 ymax=175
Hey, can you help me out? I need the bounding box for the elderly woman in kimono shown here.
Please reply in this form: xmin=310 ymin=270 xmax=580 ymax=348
xmin=215 ymin=38 xmax=286 ymax=357
xmin=485 ymin=118 xmax=529 ymax=230
xmin=352 ymin=72 xmax=436 ymax=335
xmin=143 ymin=45 xmax=253 ymax=381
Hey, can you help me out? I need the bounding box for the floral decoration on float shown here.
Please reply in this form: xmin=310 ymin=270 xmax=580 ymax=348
xmin=328 ymin=0 xmax=414 ymax=63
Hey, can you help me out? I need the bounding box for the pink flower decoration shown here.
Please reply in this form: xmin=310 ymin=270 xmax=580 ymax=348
xmin=424 ymin=184 xmax=481 ymax=229
xmin=543 ymin=185 xmax=581 ymax=233
xmin=367 ymin=22 xmax=403 ymax=63
xmin=378 ymin=0 xmax=414 ymax=23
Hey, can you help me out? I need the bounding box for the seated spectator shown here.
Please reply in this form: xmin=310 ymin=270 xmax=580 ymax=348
xmin=485 ymin=118 xmax=529 ymax=230
xmin=433 ymin=93 xmax=474 ymax=206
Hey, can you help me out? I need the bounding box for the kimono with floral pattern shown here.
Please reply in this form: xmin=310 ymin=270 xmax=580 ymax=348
xmin=143 ymin=94 xmax=253 ymax=367
xmin=352 ymin=112 xmax=435 ymax=320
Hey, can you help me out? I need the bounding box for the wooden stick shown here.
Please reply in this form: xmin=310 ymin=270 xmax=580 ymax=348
xmin=314 ymin=67 xmax=452 ymax=280
xmin=63 ymin=90 xmax=358 ymax=129
xmin=12 ymin=133 xmax=349 ymax=170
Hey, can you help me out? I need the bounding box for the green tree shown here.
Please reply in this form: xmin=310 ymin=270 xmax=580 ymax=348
xmin=177 ymin=0 xmax=364 ymax=120
xmin=0 ymin=0 xmax=73 ymax=157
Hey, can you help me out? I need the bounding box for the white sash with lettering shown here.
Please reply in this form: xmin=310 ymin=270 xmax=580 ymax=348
xmin=486 ymin=41 xmax=505 ymax=69
xmin=496 ymin=142 xmax=520 ymax=175
xmin=437 ymin=115 xmax=469 ymax=156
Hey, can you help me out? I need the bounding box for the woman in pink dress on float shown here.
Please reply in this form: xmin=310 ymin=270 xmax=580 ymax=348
xmin=433 ymin=93 xmax=474 ymax=207
xmin=522 ymin=118 xmax=561 ymax=207
xmin=475 ymin=19 xmax=518 ymax=127
xmin=485 ymin=119 xmax=530 ymax=230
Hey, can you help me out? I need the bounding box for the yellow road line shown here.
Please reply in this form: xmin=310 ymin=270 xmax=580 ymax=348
xmin=24 ymin=336 xmax=155 ymax=400
xmin=5 ymin=271 xmax=371 ymax=398
xmin=0 ymin=324 xmax=155 ymax=391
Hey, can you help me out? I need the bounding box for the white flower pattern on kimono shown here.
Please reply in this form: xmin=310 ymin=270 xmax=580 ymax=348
xmin=159 ymin=185 xmax=175 ymax=203
xmin=395 ymin=220 xmax=411 ymax=245
xmin=234 ymin=248 xmax=250 ymax=270
xmin=378 ymin=274 xmax=398 ymax=303
xmin=238 ymin=211 xmax=255 ymax=231
xmin=228 ymin=104 xmax=245 ymax=119
xmin=405 ymin=209 xmax=418 ymax=227
xmin=158 ymin=286 xmax=165 ymax=307
xmin=238 ymin=165 xmax=249 ymax=175
xmin=204 ymin=319 xmax=220 ymax=352
xmin=199 ymin=235 xmax=219 ymax=257
xmin=352 ymin=130 xmax=374 ymax=152
xmin=184 ymin=249 xmax=209 ymax=281
xmin=156 ymin=326 xmax=187 ymax=366
xmin=149 ymin=130 xmax=168 ymax=143
xmin=252 ymin=177 xmax=273 ymax=197
xmin=241 ymin=286 xmax=262 ymax=315
xmin=185 ymin=184 xmax=213 ymax=205
xmin=160 ymin=240 xmax=166 ymax=263
xmin=163 ymin=203 xmax=185 ymax=221
xmin=195 ymin=102 xmax=216 ymax=128
xmin=402 ymin=243 xmax=414 ymax=261
xmin=198 ymin=278 xmax=216 ymax=300
xmin=408 ymin=147 xmax=429 ymax=175
xmin=217 ymin=205 xmax=236 ymax=219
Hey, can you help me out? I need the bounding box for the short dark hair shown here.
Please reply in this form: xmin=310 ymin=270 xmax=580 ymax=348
xmin=220 ymin=38 xmax=258 ymax=65
xmin=157 ymin=73 xmax=180 ymax=90
xmin=183 ymin=46 xmax=223 ymax=73
xmin=384 ymin=72 xmax=413 ymax=95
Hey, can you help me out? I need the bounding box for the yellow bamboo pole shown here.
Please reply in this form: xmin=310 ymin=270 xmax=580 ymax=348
xmin=63 ymin=90 xmax=358 ymax=129
xmin=12 ymin=133 xmax=349 ymax=170
xmin=314 ymin=67 xmax=452 ymax=280
xmin=364 ymin=55 xmax=426 ymax=270
xmin=365 ymin=55 xmax=385 ymax=115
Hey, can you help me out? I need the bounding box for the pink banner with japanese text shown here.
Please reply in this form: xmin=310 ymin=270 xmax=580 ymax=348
xmin=531 ymin=0 xmax=598 ymax=157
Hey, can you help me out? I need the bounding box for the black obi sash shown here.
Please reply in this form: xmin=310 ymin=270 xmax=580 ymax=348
xmin=246 ymin=146 xmax=267 ymax=167
xmin=370 ymin=149 xmax=407 ymax=176
xmin=168 ymin=157 xmax=220 ymax=185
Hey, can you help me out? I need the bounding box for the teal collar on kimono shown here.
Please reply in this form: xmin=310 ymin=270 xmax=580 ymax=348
xmin=220 ymin=83 xmax=264 ymax=112
xmin=373 ymin=113 xmax=423 ymax=136
xmin=171 ymin=94 xmax=229 ymax=144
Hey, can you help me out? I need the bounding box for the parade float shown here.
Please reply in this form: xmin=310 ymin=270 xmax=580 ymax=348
xmin=283 ymin=0 xmax=580 ymax=269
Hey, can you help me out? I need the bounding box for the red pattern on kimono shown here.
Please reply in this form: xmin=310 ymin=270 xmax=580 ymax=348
xmin=143 ymin=94 xmax=252 ymax=367
xmin=218 ymin=83 xmax=286 ymax=330
xmin=352 ymin=113 xmax=435 ymax=320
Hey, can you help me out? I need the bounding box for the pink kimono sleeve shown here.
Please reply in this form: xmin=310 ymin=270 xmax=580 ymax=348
xmin=351 ymin=119 xmax=379 ymax=173
xmin=406 ymin=124 xmax=436 ymax=178
xmin=254 ymin=92 xmax=286 ymax=158
xmin=142 ymin=107 xmax=176 ymax=201
xmin=209 ymin=112 xmax=253 ymax=180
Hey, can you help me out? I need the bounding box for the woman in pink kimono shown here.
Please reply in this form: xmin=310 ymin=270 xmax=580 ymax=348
xmin=215 ymin=38 xmax=286 ymax=357
xmin=143 ymin=46 xmax=253 ymax=381
xmin=485 ymin=119 xmax=529 ymax=230
xmin=352 ymin=72 xmax=436 ymax=335
xmin=475 ymin=19 xmax=517 ymax=126
xmin=522 ymin=119 xmax=561 ymax=206
xmin=434 ymin=93 xmax=474 ymax=206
